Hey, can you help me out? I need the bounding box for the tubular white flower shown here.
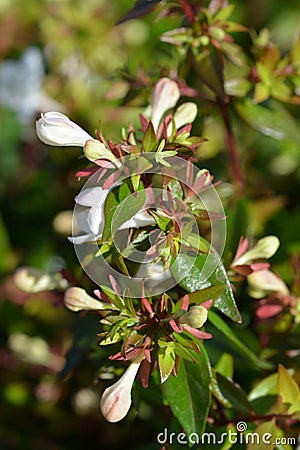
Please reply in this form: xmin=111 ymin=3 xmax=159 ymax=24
xmin=36 ymin=112 xmax=92 ymax=147
xmin=100 ymin=356 xmax=143 ymax=422
xmin=14 ymin=266 xmax=68 ymax=293
xmin=64 ymin=287 xmax=114 ymax=312
xmin=233 ymin=235 xmax=280 ymax=267
xmin=70 ymin=186 xmax=155 ymax=245
xmin=151 ymin=78 xmax=180 ymax=131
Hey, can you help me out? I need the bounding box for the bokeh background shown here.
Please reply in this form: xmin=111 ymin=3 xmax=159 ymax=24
xmin=0 ymin=0 xmax=299 ymax=449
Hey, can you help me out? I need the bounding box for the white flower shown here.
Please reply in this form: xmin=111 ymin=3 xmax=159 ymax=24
xmin=151 ymin=78 xmax=180 ymax=131
xmin=100 ymin=356 xmax=143 ymax=422
xmin=64 ymin=287 xmax=117 ymax=312
xmin=14 ymin=266 xmax=68 ymax=293
xmin=36 ymin=111 xmax=93 ymax=147
xmin=247 ymin=269 xmax=289 ymax=299
xmin=71 ymin=186 xmax=155 ymax=244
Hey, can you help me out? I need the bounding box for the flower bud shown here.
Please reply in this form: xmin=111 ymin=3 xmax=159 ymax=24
xmin=83 ymin=139 xmax=119 ymax=164
xmin=151 ymin=78 xmax=180 ymax=131
xmin=14 ymin=267 xmax=68 ymax=293
xmin=233 ymin=235 xmax=280 ymax=267
xmin=64 ymin=287 xmax=108 ymax=312
xmin=172 ymin=102 xmax=198 ymax=130
xmin=36 ymin=112 xmax=92 ymax=147
xmin=247 ymin=269 xmax=289 ymax=299
xmin=100 ymin=356 xmax=143 ymax=422
xmin=179 ymin=305 xmax=208 ymax=329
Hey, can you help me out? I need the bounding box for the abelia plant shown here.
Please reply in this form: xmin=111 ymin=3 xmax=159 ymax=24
xmin=14 ymin=0 xmax=300 ymax=446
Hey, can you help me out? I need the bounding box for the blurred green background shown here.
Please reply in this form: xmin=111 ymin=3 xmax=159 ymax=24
xmin=0 ymin=0 xmax=299 ymax=449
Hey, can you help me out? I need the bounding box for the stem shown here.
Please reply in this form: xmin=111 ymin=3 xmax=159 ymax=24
xmin=179 ymin=0 xmax=196 ymax=24
xmin=219 ymin=101 xmax=245 ymax=191
xmin=233 ymin=413 xmax=292 ymax=424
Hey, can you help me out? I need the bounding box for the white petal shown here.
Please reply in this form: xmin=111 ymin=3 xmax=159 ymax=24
xmin=119 ymin=210 xmax=155 ymax=230
xmin=151 ymin=78 xmax=180 ymax=131
xmin=100 ymin=358 xmax=142 ymax=422
xmin=36 ymin=111 xmax=92 ymax=147
xmin=87 ymin=205 xmax=105 ymax=235
xmin=75 ymin=186 xmax=108 ymax=207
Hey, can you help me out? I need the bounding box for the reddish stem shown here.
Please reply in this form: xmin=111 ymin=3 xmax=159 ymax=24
xmin=179 ymin=0 xmax=196 ymax=24
xmin=219 ymin=102 xmax=245 ymax=190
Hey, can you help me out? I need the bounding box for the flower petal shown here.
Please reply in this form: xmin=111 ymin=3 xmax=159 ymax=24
xmin=100 ymin=357 xmax=143 ymax=422
xmin=151 ymin=78 xmax=180 ymax=131
xmin=36 ymin=112 xmax=92 ymax=147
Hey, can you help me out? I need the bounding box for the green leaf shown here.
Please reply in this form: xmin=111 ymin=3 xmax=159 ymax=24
xmin=216 ymin=372 xmax=252 ymax=413
xmin=277 ymin=364 xmax=300 ymax=406
xmin=235 ymin=99 xmax=300 ymax=144
xmin=162 ymin=344 xmax=211 ymax=437
xmin=142 ymin=121 xmax=158 ymax=152
xmin=111 ymin=190 xmax=146 ymax=235
xmin=149 ymin=210 xmax=171 ymax=232
xmin=171 ymin=242 xmax=241 ymax=322
xmin=158 ymin=342 xmax=175 ymax=383
xmin=180 ymin=284 xmax=226 ymax=307
xmin=215 ymin=353 xmax=234 ymax=378
xmin=211 ymin=370 xmax=232 ymax=408
xmin=174 ymin=342 xmax=199 ymax=363
xmin=254 ymin=81 xmax=270 ymax=103
xmin=102 ymin=190 xmax=121 ymax=242
xmin=248 ymin=372 xmax=278 ymax=401
xmin=208 ymin=310 xmax=272 ymax=369
xmin=224 ymin=78 xmax=252 ymax=97
xmin=247 ymin=421 xmax=277 ymax=450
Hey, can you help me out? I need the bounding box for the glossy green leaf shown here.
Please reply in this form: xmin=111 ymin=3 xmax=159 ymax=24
xmin=235 ymin=99 xmax=300 ymax=144
xmin=183 ymin=284 xmax=226 ymax=307
xmin=216 ymin=372 xmax=252 ymax=413
xmin=172 ymin=243 xmax=241 ymax=322
xmin=162 ymin=344 xmax=211 ymax=437
xmin=211 ymin=369 xmax=232 ymax=408
xmin=174 ymin=342 xmax=199 ymax=363
xmin=111 ymin=189 xmax=146 ymax=235
xmin=247 ymin=421 xmax=277 ymax=450
xmin=277 ymin=364 xmax=300 ymax=405
xmin=158 ymin=343 xmax=176 ymax=383
xmin=142 ymin=121 xmax=158 ymax=152
xmin=248 ymin=372 xmax=278 ymax=401
xmin=215 ymin=353 xmax=234 ymax=378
